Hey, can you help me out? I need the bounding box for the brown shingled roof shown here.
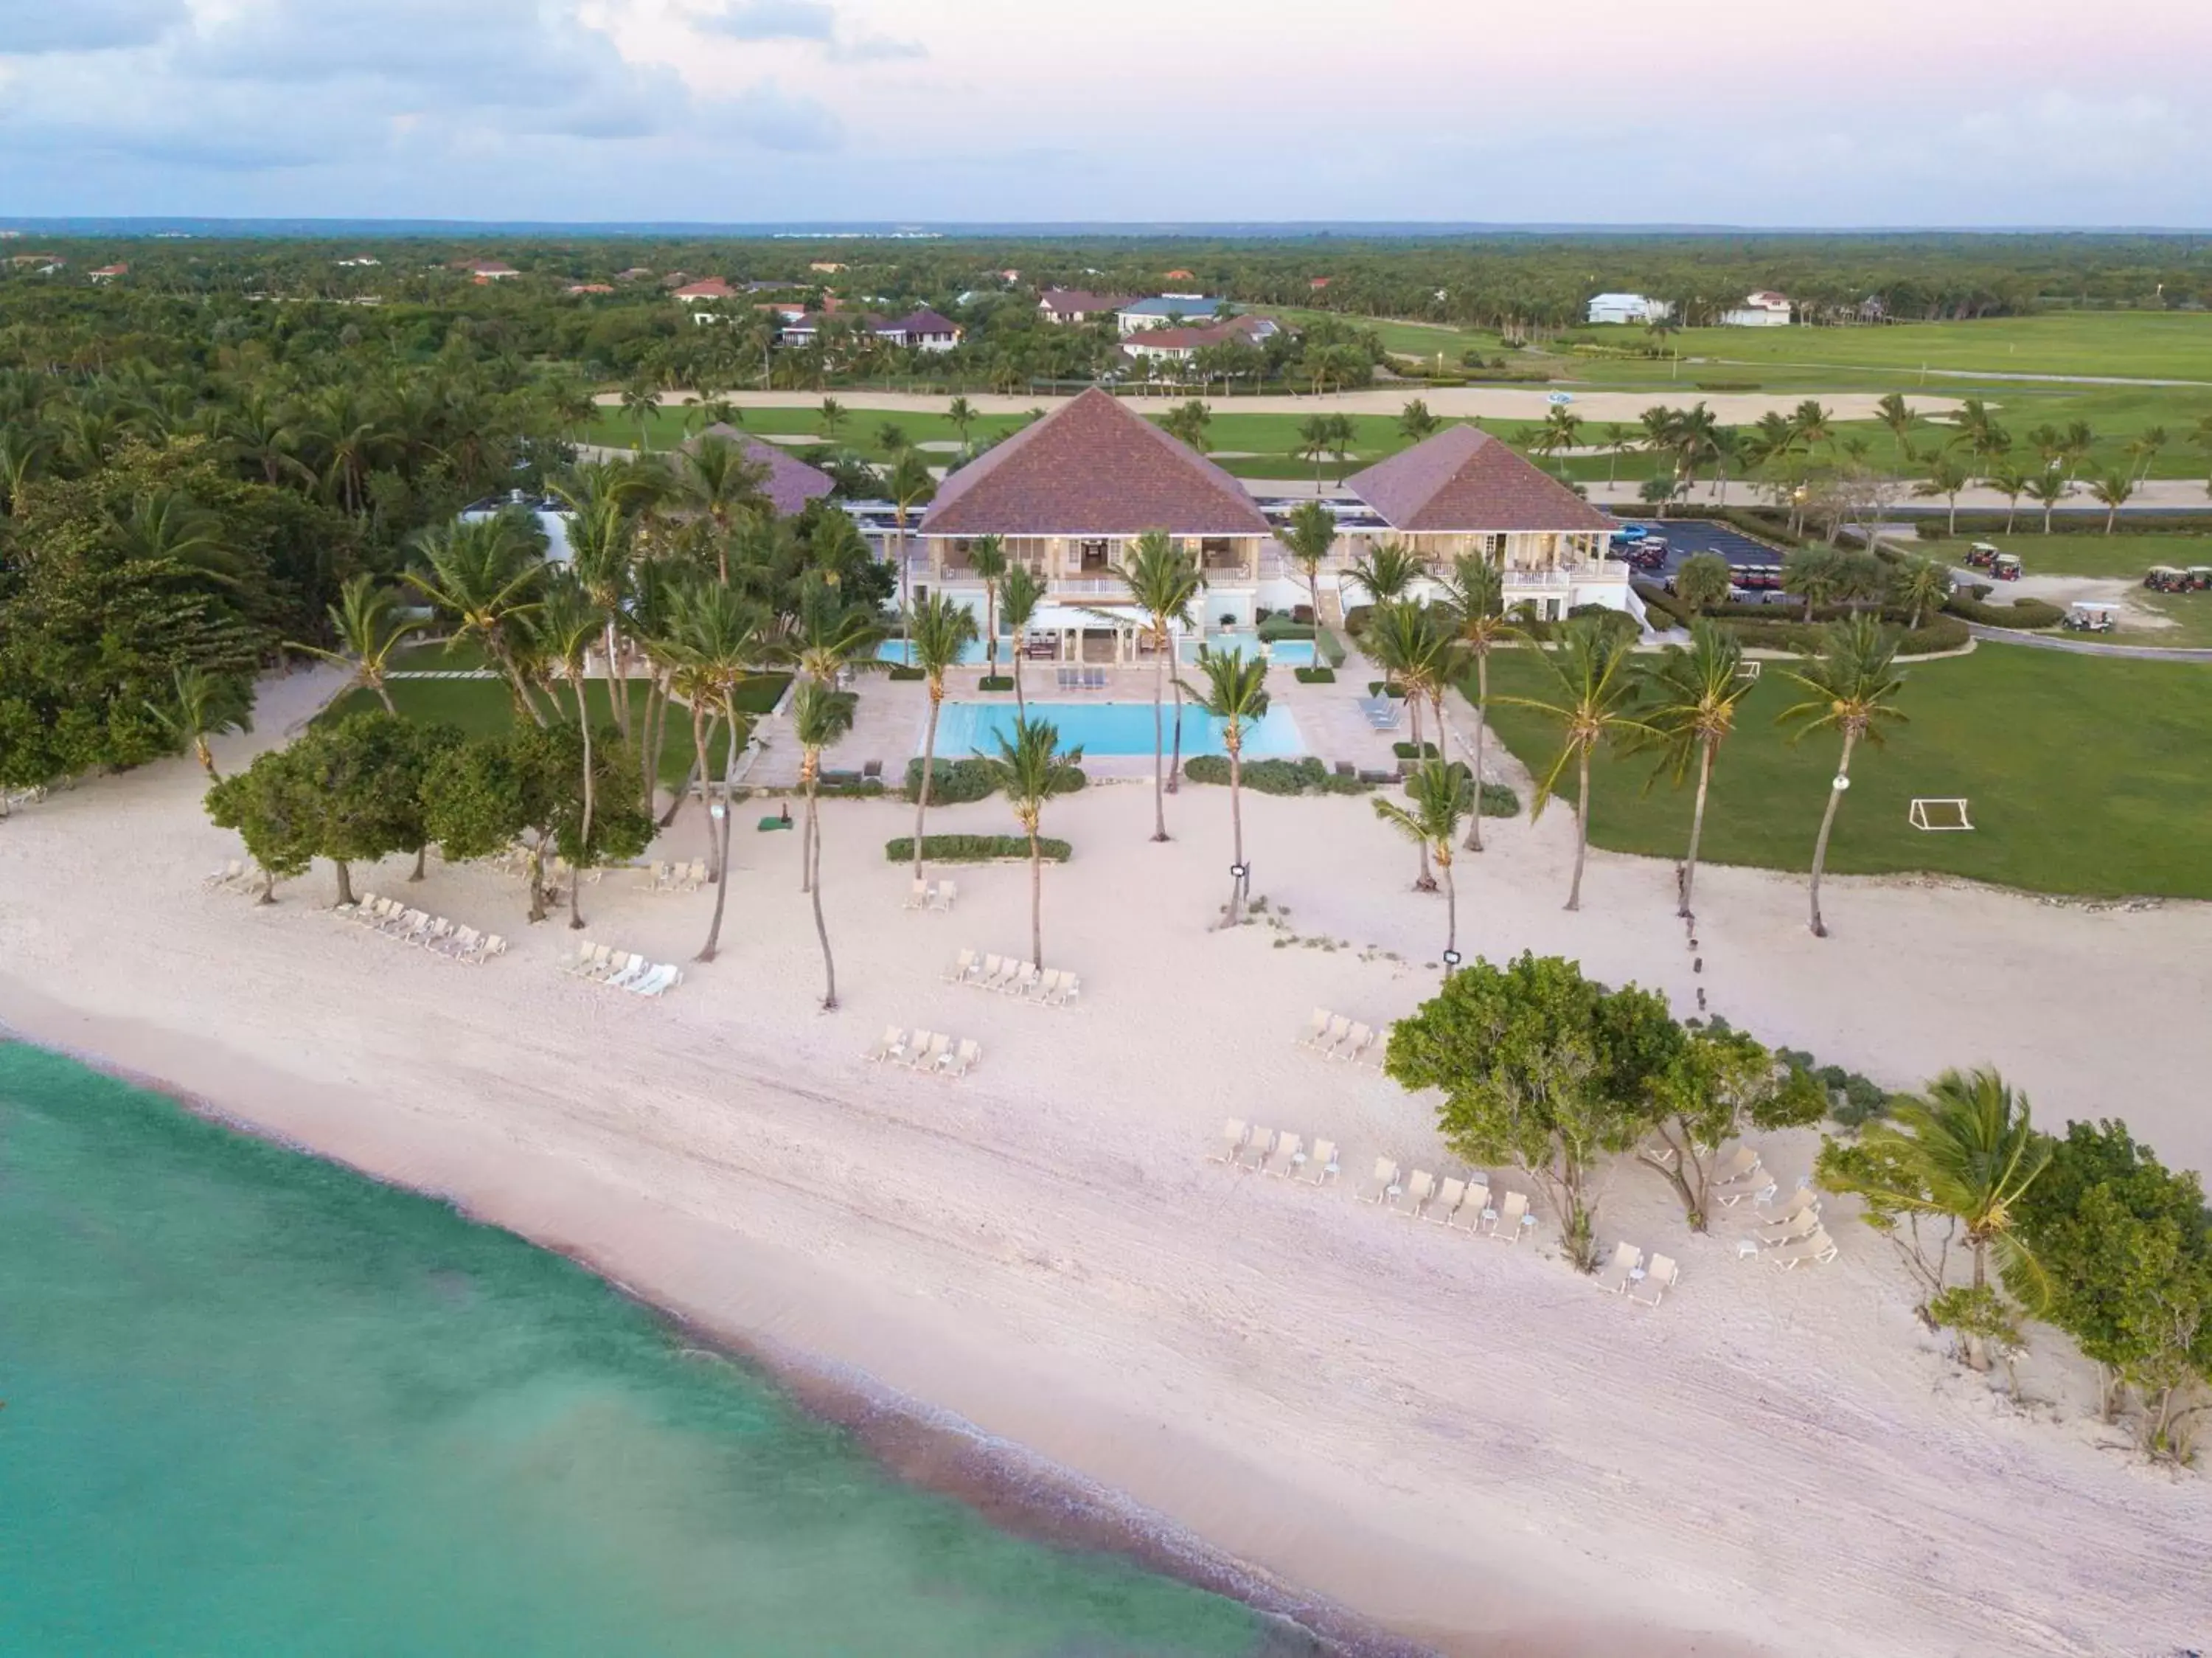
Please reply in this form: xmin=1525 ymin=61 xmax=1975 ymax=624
xmin=1345 ymin=424 xmax=1615 ymax=533
xmin=922 ymin=389 xmax=1270 ymax=538
xmin=683 ymin=426 xmax=836 ymax=519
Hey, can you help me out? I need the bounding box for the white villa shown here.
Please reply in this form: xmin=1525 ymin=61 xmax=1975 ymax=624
xmin=1118 ymin=296 xmax=1230 ymax=335
xmin=1719 ymin=291 xmax=1792 ymax=327
xmin=1586 ymin=292 xmax=1673 ymax=325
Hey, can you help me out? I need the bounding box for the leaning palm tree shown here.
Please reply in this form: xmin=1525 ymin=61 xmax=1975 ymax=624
xmin=2025 ymin=470 xmax=2069 ymax=534
xmin=1342 ymin=541 xmax=1424 ymax=608
xmin=288 ymin=573 xmax=416 ymax=713
xmin=886 ymin=448 xmax=936 ymax=653
xmin=970 ymin=533 xmax=1009 ymax=680
xmin=1371 ymin=760 xmax=1469 ymax=968
xmin=1913 ymin=451 xmax=1973 ymax=538
xmin=661 ymin=580 xmax=771 ymax=962
xmin=907 ymin=594 xmax=981 ymax=883
xmin=1986 ymin=460 xmax=2029 ymax=535
xmin=1498 ymin=615 xmax=1652 ymax=912
xmin=403 ymin=508 xmax=550 ymax=721
xmin=673 ymin=434 xmax=771 ymax=583
xmin=1627 ymin=621 xmax=1750 ymax=918
xmin=1891 ymin=556 xmax=1954 ymax=630
xmin=533 ymin=577 xmax=606 ymax=930
xmin=145 ymin=665 xmax=252 ymax=780
xmin=1434 ymin=555 xmax=1513 ymax=853
xmin=1280 ymin=499 xmax=1338 ymax=625
xmin=978 ymin=715 xmax=1083 ymax=968
xmin=946 ymin=395 xmax=978 ymax=449
xmin=557 ymin=493 xmax=639 ymax=732
xmin=1000 ymin=564 xmax=1046 ymax=716
xmin=1106 ymin=529 xmax=1203 ymax=842
xmin=791 ymin=679 xmax=858 ymax=1010
xmin=2088 ymin=470 xmax=2135 ymax=534
xmin=1177 ymin=646 xmax=1270 ymax=926
xmin=1777 ymin=613 xmax=1908 ymax=938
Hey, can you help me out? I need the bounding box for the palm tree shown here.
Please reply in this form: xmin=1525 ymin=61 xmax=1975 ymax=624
xmin=970 ymin=534 xmax=1009 ymax=680
xmin=1673 ymin=551 xmax=1732 ymax=614
xmin=1280 ymin=499 xmax=1338 ymax=626
xmin=979 ymin=715 xmax=1083 ymax=968
xmin=1399 ymin=399 xmax=1441 ymax=442
xmin=2089 ymin=470 xmax=2135 ymax=534
xmin=791 ymin=679 xmax=858 ymax=1010
xmin=1628 ymin=622 xmax=1749 ymax=917
xmin=288 ymin=574 xmax=416 ymax=713
xmin=1001 ymin=563 xmax=1046 ymax=717
xmin=1778 ymin=614 xmax=1908 ymax=939
xmin=907 ymin=594 xmax=981 ymax=882
xmin=1781 ymin=545 xmax=1845 ymax=622
xmin=620 ymin=378 xmax=658 ymax=450
xmin=1790 ymin=398 xmax=1834 ymax=454
xmin=1295 ymin=414 xmax=1335 ymax=486
xmin=1435 ymin=555 xmax=1512 ymax=853
xmin=2126 ymin=425 xmax=2167 ymax=484
xmin=1178 ymin=646 xmax=1270 ymax=925
xmin=1875 ymin=391 xmax=1916 ymax=458
xmin=1601 ymin=421 xmax=1629 ymax=487
xmin=534 ymin=577 xmax=605 ymax=930
xmin=109 ymin=490 xmax=246 ymax=588
xmin=1891 ymin=556 xmax=1954 ymax=629
xmin=818 ymin=397 xmax=847 ymax=443
xmin=875 ymin=420 xmax=911 ymax=457
xmin=403 ymin=510 xmax=550 ymax=721
xmin=1161 ymin=399 xmax=1212 ymax=453
xmin=145 ymin=665 xmax=252 ymax=780
xmin=2191 ymin=412 xmax=2212 ymax=492
xmin=2060 ymin=420 xmax=2096 ymax=483
xmin=1106 ymin=530 xmax=1203 ymax=842
xmin=674 ymin=434 xmax=771 ymax=584
xmin=1342 ymin=541 xmax=1424 ymax=608
xmin=946 ymin=395 xmax=978 ymax=449
xmin=1913 ymin=452 xmax=1972 ymax=537
xmin=886 ymin=448 xmax=936 ymax=654
xmin=1986 ymin=460 xmax=2028 ymax=534
xmin=555 ymin=493 xmax=640 ymax=735
xmin=1499 ymin=615 xmax=1651 ymax=912
xmin=662 ymin=580 xmax=771 ymax=960
xmin=2027 ymin=470 xmax=2069 ymax=533
xmin=1539 ymin=405 xmax=1584 ymax=479
xmin=1371 ymin=759 xmax=1469 ymax=968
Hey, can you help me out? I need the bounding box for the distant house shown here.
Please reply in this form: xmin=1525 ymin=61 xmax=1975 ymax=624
xmin=9 ymin=254 xmax=63 ymax=269
xmin=614 ymin=267 xmax=653 ymax=282
xmin=681 ymin=425 xmax=835 ymax=518
xmin=1117 ymin=296 xmax=1229 ymax=335
xmin=1719 ymin=291 xmax=1792 ymax=327
xmin=1585 ymin=292 xmax=1672 ymax=326
xmin=89 ymin=263 xmax=128 ymax=282
xmin=1119 ymin=314 xmax=1279 ymax=364
xmin=1038 ymin=288 xmax=1133 ymax=326
xmin=1858 ymin=294 xmax=1888 ymax=324
xmin=875 ymin=308 xmax=963 ymax=353
xmin=463 ymin=260 xmax=519 ymax=282
xmin=567 ymin=283 xmax=615 ymax=296
xmin=336 ymin=255 xmax=381 ymax=268
xmin=1309 ymin=276 xmax=1332 ymax=291
xmin=1163 ymin=269 xmax=1196 ymax=282
xmin=674 ymin=277 xmax=736 ymax=303
xmin=810 ymin=261 xmax=846 ymax=274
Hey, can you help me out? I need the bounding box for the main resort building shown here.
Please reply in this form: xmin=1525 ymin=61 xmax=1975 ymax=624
xmin=905 ymin=389 xmax=1631 ymax=662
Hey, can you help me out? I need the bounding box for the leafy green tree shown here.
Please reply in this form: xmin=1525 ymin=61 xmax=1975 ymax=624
xmin=1000 ymin=563 xmax=1046 ymax=717
xmin=792 ymin=679 xmax=858 ymax=1010
xmin=978 ymin=715 xmax=1084 ymax=967
xmin=1178 ymin=645 xmax=1270 ymax=924
xmin=818 ymin=397 xmax=846 ymax=443
xmin=1891 ymin=556 xmax=1954 ymax=629
xmin=1499 ymin=615 xmax=1652 ymax=912
xmin=1672 ymin=552 xmax=1732 ymax=614
xmin=907 ymin=593 xmax=981 ymax=881
xmin=1385 ymin=952 xmax=1680 ymax=1270
xmin=204 ymin=742 xmax=322 ymax=903
xmin=1629 ymin=620 xmax=1750 ymax=918
xmin=1644 ymin=1023 xmax=1823 ymax=1228
xmin=1371 ymin=759 xmax=1469 ymax=967
xmin=1104 ymin=530 xmax=1203 ymax=842
xmin=1280 ymin=499 xmax=1338 ymax=625
xmin=1160 ymin=399 xmax=1212 ymax=453
xmin=1777 ymin=614 xmax=1907 ymax=937
xmin=145 ymin=664 xmax=254 ymax=780
xmin=1781 ymin=545 xmax=1846 ymax=622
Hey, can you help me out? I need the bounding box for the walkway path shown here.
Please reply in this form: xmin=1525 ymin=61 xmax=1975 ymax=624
xmin=1966 ymin=624 xmax=2212 ymax=662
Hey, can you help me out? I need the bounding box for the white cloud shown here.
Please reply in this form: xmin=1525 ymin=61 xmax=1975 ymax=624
xmin=0 ymin=0 xmax=184 ymax=54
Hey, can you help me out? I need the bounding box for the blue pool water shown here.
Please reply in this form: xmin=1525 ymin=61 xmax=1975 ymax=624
xmin=933 ymin=701 xmax=1303 ymax=759
xmin=1177 ymin=634 xmax=1315 ymax=669
xmin=879 ymin=639 xmax=991 ymax=667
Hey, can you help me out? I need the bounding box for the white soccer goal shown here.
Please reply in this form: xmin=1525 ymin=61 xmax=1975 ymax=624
xmin=1909 ymin=798 xmax=1975 ymax=832
xmin=1736 ymin=661 xmax=1764 ymax=681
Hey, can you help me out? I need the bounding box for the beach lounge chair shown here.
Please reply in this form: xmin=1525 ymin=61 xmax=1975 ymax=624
xmin=579 ymin=943 xmax=614 ymax=979
xmin=1212 ymin=1119 xmax=1250 ymax=1164
xmin=1638 ymin=1140 xmax=1680 ymax=1170
xmin=1315 ymin=1014 xmax=1352 ymax=1058
xmin=973 ymin=953 xmax=1006 ymax=991
xmin=477 ymin=934 xmax=507 ymax=962
xmin=438 ymin=925 xmax=479 ymax=960
xmin=1335 ymin=1022 xmax=1375 ymax=1064
xmin=1006 ymin=962 xmax=1043 ymax=999
xmin=931 ymin=881 xmax=956 ymax=912
xmin=905 ymin=879 xmax=930 ymax=910
xmin=910 ymin=1032 xmax=950 ymax=1073
xmin=1769 ymin=1227 xmax=1839 ymax=1269
xmin=1391 ymin=1169 xmax=1436 ymax=1218
xmin=1595 ymin=1241 xmax=1643 ymax=1296
xmin=602 ymin=954 xmax=648 ymax=991
xmin=1754 ymin=1187 xmax=1821 ymax=1229
xmin=1032 ymin=968 xmax=1064 ymax=1005
xmin=392 ymin=909 xmax=433 ymax=944
xmin=944 ymin=948 xmax=977 ymax=985
xmin=1301 ymin=1139 xmax=1340 ymax=1186
xmin=1485 ymin=1189 xmax=1531 ymax=1241
xmin=1236 ymin=1128 xmax=1274 ymax=1173
xmin=1044 ymin=971 xmax=1078 ymax=1008
xmin=1264 ymin=1132 xmax=1305 ymax=1179
xmin=204 ymin=859 xmax=245 ymax=890
xmin=1447 ymin=1176 xmax=1489 ymax=1232
xmin=631 ymin=963 xmax=680 ymax=997
xmin=1296 ymin=1008 xmax=1331 ymax=1050
xmin=943 ymin=1038 xmax=981 ymax=1079
xmin=1355 ymin=1156 xmax=1399 ymax=1206
xmin=1426 ymin=1176 xmax=1468 ymax=1227
xmin=560 ymin=940 xmax=597 ymax=976
xmin=1710 ymin=1145 xmax=1762 ymax=1188
xmin=420 ymin=918 xmax=455 ymax=951
xmin=871 ymin=1027 xmax=908 ymax=1064
xmin=344 ymin=889 xmax=378 ymax=920
xmin=1756 ymin=1208 xmax=1822 ymax=1248
xmin=1630 ymin=1254 xmax=1680 ymax=1308
xmin=684 ymin=861 xmax=708 ymax=891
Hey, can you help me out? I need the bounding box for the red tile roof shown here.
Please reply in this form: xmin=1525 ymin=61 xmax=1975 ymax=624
xmin=674 ymin=277 xmax=735 ymax=300
xmin=922 ymin=388 xmax=1270 ymax=538
xmin=1345 ymin=424 xmax=1615 ymax=533
xmin=1037 ymin=288 xmax=1131 ymax=317
xmin=684 ymin=426 xmax=836 ymax=518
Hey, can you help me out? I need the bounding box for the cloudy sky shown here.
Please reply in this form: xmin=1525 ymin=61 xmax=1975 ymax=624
xmin=1 ymin=0 xmax=2206 ymax=226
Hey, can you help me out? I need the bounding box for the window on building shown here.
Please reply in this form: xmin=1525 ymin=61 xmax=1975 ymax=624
xmin=1200 ymin=536 xmax=1237 ymax=567
xmin=1079 ymin=539 xmax=1110 ymax=572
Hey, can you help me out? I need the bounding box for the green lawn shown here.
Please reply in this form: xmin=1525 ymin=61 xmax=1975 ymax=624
xmin=1476 ymin=645 xmax=2212 ymax=900
xmin=322 ymin=674 xmax=789 ymax=786
xmin=1267 ymin=305 xmax=1509 ymax=363
xmin=1899 ymin=532 xmax=2212 ymax=581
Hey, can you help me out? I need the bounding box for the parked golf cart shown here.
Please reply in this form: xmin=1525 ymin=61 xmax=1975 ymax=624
xmin=2189 ymin=566 xmax=2212 ymax=591
xmin=1964 ymin=542 xmax=2001 ymax=570
xmin=2063 ymin=600 xmax=2118 ymax=634
xmin=2145 ymin=565 xmax=2189 ymax=592
xmin=1625 ymin=541 xmax=1669 ymax=571
xmin=1992 ymin=552 xmax=2023 ymax=581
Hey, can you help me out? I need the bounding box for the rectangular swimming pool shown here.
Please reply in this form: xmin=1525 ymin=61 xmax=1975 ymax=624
xmin=878 ymin=639 xmax=990 ymax=667
xmin=930 ymin=701 xmax=1304 ymax=760
xmin=1176 ymin=633 xmax=1316 ymax=668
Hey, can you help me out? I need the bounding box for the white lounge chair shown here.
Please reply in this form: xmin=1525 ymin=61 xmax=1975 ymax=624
xmin=1053 ymin=974 xmax=1081 ymax=1007
xmin=1261 ymin=1131 xmax=1303 ymax=1179
xmin=1315 ymin=1014 xmax=1352 ymax=1058
xmin=869 ymin=1026 xmax=907 ymax=1063
xmin=473 ymin=934 xmax=507 ymax=963
xmin=1486 ymin=1189 xmax=1532 ymax=1241
xmin=1710 ymin=1146 xmax=1762 ymax=1188
xmin=346 ymin=889 xmax=380 ymax=920
xmin=204 ymin=859 xmax=245 ymax=890
xmin=1300 ymin=1139 xmax=1340 ymax=1186
xmin=976 ymin=953 xmax=1008 ymax=991
xmin=1756 ymin=1208 xmax=1822 ymax=1248
xmin=1426 ymin=1176 xmax=1468 ymax=1227
xmin=1006 ymin=962 xmax=1043 ymax=999
xmin=1336 ymin=1022 xmax=1375 ymax=1064
xmin=904 ymin=879 xmax=930 ymax=910
xmin=1770 ymin=1227 xmax=1839 ymax=1269
xmin=578 ymin=943 xmax=614 ymax=979
xmin=1355 ymin=1156 xmax=1399 ymax=1206
xmin=438 ymin=925 xmax=479 ymax=960
xmin=1446 ymin=1176 xmax=1489 ymax=1232
xmin=942 ymin=1038 xmax=981 ymax=1079
xmin=944 ymin=948 xmax=977 ymax=985
xmin=1595 ymin=1241 xmax=1643 ymax=1296
xmin=910 ymin=1032 xmax=950 ymax=1073
xmin=1391 ymin=1169 xmax=1435 ymax=1219
xmin=1236 ymin=1127 xmax=1274 ymax=1173
xmin=1754 ymin=1187 xmax=1822 ymax=1229
xmin=1033 ymin=968 xmax=1065 ymax=1006
xmin=1630 ymin=1254 xmax=1680 ymax=1307
xmin=1212 ymin=1119 xmax=1250 ymax=1164
xmin=606 ymin=955 xmax=653 ymax=991
xmin=632 ymin=964 xmax=681 ymax=997
xmin=560 ymin=940 xmax=599 ymax=976
xmin=931 ymin=881 xmax=956 ymax=912
xmin=420 ymin=918 xmax=455 ymax=951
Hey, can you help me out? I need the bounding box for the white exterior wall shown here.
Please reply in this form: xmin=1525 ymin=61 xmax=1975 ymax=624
xmin=1719 ymin=306 xmax=1791 ymax=327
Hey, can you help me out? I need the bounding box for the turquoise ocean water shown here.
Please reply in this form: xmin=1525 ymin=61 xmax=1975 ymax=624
xmin=0 ymin=1043 xmax=1321 ymax=1658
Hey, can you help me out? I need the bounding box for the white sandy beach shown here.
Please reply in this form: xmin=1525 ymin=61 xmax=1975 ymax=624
xmin=4 ymin=665 xmax=2209 ymax=1657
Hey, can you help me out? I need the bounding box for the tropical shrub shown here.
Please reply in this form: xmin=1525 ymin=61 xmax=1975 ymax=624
xmin=902 ymin=756 xmax=1082 ymax=802
xmin=1182 ymin=755 xmax=1371 ymax=796
xmin=884 ymin=835 xmax=1069 ymax=863
xmin=1294 ymin=666 xmax=1337 ymax=684
xmin=1943 ymin=594 xmax=2066 ymax=630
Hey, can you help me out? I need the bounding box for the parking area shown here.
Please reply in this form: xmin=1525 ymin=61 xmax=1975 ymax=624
xmin=1613 ymin=520 xmax=1795 ymax=604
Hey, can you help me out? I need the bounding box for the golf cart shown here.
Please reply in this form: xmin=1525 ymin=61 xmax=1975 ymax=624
xmin=2063 ymin=600 xmax=2118 ymax=634
xmin=1992 ymin=552 xmax=2023 ymax=582
xmin=1625 ymin=541 xmax=1669 ymax=571
xmin=2145 ymin=565 xmax=2188 ymax=592
xmin=1965 ymin=542 xmax=2001 ymax=570
xmin=2190 ymin=566 xmax=2212 ymax=592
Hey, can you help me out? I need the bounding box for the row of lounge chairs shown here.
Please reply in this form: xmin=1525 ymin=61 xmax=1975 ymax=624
xmin=1210 ymin=1121 xmax=1340 ymax=1184
xmin=641 ymin=860 xmax=706 ymax=893
xmin=1054 ymin=667 xmax=1110 ymax=690
xmin=337 ymin=894 xmax=507 ymax=964
xmin=203 ymin=859 xmax=261 ymax=893
xmin=557 ymin=940 xmax=683 ymax=997
xmin=905 ymin=880 xmax=958 ymax=912
xmin=1734 ymin=1184 xmax=1840 ymax=1267
xmin=944 ymin=951 xmax=1080 ymax=1006
xmin=1296 ymin=1009 xmax=1381 ymax=1065
xmin=1356 ymin=1158 xmax=1538 ymax=1238
xmin=1594 ymin=1243 xmax=1682 ymax=1307
xmin=869 ymin=1027 xmax=981 ymax=1077
xmin=1357 ymin=694 xmax=1404 ymax=731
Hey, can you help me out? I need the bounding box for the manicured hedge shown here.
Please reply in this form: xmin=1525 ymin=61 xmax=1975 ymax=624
xmin=1392 ymin=740 xmax=1441 ymax=760
xmin=814 ymin=779 xmax=887 ymax=799
xmin=976 ymin=674 xmax=1015 ymax=691
xmin=883 ymin=836 xmax=1070 ymax=863
xmin=1632 ymin=582 xmax=1969 ymax=654
xmin=1314 ymin=625 xmax=1348 ymax=668
xmin=1183 ymin=755 xmax=1372 ymax=796
xmin=1400 ymin=764 xmax=1520 ymax=818
xmin=1256 ymin=614 xmax=1314 ymax=642
xmin=1293 ymin=666 xmax=1337 ymax=684
xmin=902 ymin=757 xmax=1086 ymax=802
xmin=1914 ymin=513 xmax=2212 ymax=539
xmin=887 ymin=666 xmax=925 ymax=681
xmin=1944 ymin=594 xmax=2066 ymax=631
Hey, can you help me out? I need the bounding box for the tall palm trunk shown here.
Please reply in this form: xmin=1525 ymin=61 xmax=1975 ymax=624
xmin=1406 ymin=696 xmax=1436 ymax=890
xmin=1439 ymin=849 xmax=1458 ymax=969
xmin=698 ymin=710 xmax=740 ymax=961
xmin=1149 ymin=642 xmax=1169 ymax=840
xmin=1166 ymin=673 xmax=1185 ymax=794
xmin=333 ymin=859 xmax=355 ymax=909
xmin=1680 ymin=738 xmax=1715 ymax=918
xmin=1225 ymin=729 xmax=1246 ymax=926
xmin=807 ymin=769 xmax=836 ymax=1008
xmin=1464 ymin=653 xmax=1490 ymax=852
xmin=689 ymin=704 xmax=720 ymax=876
xmin=1012 ymin=653 xmax=1026 ymax=718
xmin=1806 ymin=727 xmax=1859 ymax=938
xmin=1026 ymin=821 xmax=1044 ymax=965
xmin=1566 ymin=745 xmax=1592 ymax=911
xmin=602 ymin=620 xmax=632 ymax=740
xmin=569 ymin=676 xmax=595 ymax=930
xmin=912 ymin=684 xmax=943 ymax=881
xmin=372 ymin=679 xmax=398 ymax=715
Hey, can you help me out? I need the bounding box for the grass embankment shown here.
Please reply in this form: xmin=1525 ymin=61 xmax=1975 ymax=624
xmin=1904 ymin=532 xmax=2212 ymax=581
xmin=321 ymin=673 xmax=790 ymax=788
xmin=1476 ymin=645 xmax=2212 ymax=901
